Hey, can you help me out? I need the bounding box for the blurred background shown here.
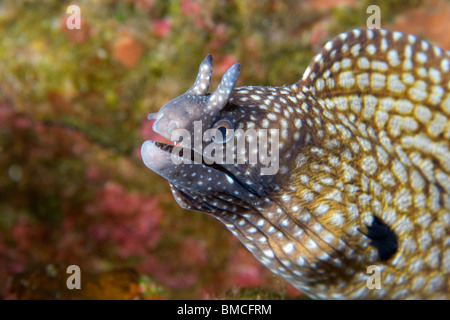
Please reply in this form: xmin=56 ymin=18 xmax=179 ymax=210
xmin=0 ymin=0 xmax=449 ymax=299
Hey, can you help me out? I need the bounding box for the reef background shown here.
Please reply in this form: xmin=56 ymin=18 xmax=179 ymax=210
xmin=0 ymin=0 xmax=449 ymax=299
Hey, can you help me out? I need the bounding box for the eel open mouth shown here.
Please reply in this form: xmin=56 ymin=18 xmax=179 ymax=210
xmin=145 ymin=119 xmax=178 ymax=147
xmin=141 ymin=119 xmax=260 ymax=197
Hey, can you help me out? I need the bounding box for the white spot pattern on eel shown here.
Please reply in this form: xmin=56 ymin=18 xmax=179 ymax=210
xmin=141 ymin=29 xmax=450 ymax=299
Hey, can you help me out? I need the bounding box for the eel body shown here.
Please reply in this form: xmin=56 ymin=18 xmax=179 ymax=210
xmin=141 ymin=29 xmax=450 ymax=299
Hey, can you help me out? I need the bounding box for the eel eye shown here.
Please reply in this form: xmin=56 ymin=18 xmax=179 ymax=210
xmin=211 ymin=118 xmax=234 ymax=143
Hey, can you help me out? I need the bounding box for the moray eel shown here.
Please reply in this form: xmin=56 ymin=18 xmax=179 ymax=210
xmin=141 ymin=29 xmax=450 ymax=299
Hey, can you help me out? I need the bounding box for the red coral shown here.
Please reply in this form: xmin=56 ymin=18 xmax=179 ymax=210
xmin=113 ymin=36 xmax=144 ymax=68
xmin=59 ymin=15 xmax=91 ymax=45
xmin=310 ymin=27 xmax=329 ymax=47
xmin=0 ymin=100 xmax=14 ymax=126
xmin=216 ymin=55 xmax=237 ymax=74
xmin=179 ymin=238 xmax=208 ymax=267
xmin=228 ymin=248 xmax=264 ymax=288
xmin=181 ymin=0 xmax=201 ymax=16
xmin=89 ymin=181 xmax=163 ymax=259
xmin=152 ymin=19 xmax=171 ymax=38
xmin=207 ymin=24 xmax=228 ymax=50
xmin=10 ymin=216 xmax=33 ymax=251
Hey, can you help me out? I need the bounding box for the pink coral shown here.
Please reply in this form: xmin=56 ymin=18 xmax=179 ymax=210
xmin=89 ymin=181 xmax=163 ymax=259
xmin=228 ymin=248 xmax=264 ymax=288
xmin=181 ymin=0 xmax=201 ymax=16
xmin=152 ymin=19 xmax=171 ymax=38
xmin=216 ymin=55 xmax=237 ymax=74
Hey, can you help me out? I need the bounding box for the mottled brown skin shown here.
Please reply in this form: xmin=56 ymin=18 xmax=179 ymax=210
xmin=141 ymin=29 xmax=450 ymax=299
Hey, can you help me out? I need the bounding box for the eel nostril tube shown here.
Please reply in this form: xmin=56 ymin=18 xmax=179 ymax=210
xmin=147 ymin=112 xmax=159 ymax=120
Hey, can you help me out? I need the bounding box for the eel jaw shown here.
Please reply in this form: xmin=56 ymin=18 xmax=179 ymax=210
xmin=141 ymin=137 xmax=262 ymax=211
